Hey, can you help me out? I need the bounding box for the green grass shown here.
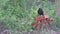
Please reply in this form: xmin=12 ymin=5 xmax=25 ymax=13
xmin=0 ymin=0 xmax=60 ymax=33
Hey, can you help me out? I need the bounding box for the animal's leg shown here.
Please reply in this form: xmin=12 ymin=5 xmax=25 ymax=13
xmin=40 ymin=23 xmax=42 ymax=29
xmin=35 ymin=24 xmax=39 ymax=29
xmin=32 ymin=20 xmax=38 ymax=26
xmin=45 ymin=23 xmax=49 ymax=30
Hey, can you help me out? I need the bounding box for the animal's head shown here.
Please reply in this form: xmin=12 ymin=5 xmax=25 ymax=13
xmin=38 ymin=8 xmax=44 ymax=15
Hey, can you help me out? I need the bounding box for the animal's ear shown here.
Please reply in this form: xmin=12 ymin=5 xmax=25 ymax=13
xmin=38 ymin=8 xmax=44 ymax=15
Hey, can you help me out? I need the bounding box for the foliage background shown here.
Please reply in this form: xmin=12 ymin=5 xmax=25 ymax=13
xmin=0 ymin=0 xmax=60 ymax=33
